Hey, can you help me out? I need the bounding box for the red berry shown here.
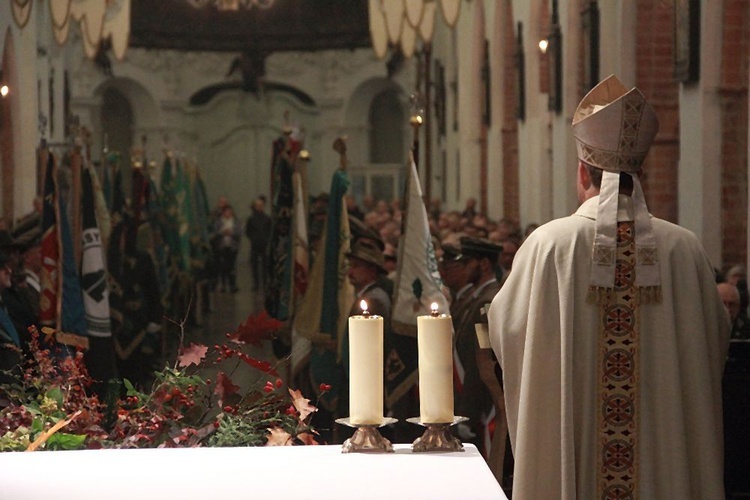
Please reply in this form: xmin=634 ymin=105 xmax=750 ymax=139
xmin=213 ymin=421 xmax=220 ymax=428
xmin=263 ymin=385 xmax=273 ymax=393
xmin=319 ymin=383 xmax=332 ymax=393
xmin=223 ymin=405 xmax=233 ymax=413
xmin=275 ymin=378 xmax=283 ymax=388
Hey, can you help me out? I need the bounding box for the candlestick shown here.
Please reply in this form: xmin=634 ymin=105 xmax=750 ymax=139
xmin=417 ymin=311 xmax=454 ymax=424
xmin=408 ymin=416 xmax=467 ymax=453
xmin=348 ymin=304 xmax=383 ymax=425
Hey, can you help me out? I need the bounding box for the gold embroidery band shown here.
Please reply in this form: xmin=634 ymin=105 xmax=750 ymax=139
xmin=597 ymin=221 xmax=639 ymax=499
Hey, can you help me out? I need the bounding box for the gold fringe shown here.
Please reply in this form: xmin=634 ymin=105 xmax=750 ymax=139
xmin=587 ymin=286 xmax=616 ymax=304
xmin=636 ymin=286 xmax=662 ymax=305
xmin=588 ymin=286 xmax=662 ymax=305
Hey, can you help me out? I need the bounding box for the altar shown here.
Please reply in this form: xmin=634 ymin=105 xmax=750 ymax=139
xmin=0 ymin=443 xmax=507 ymax=499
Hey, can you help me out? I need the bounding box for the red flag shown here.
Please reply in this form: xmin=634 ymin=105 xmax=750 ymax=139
xmin=40 ymin=153 xmax=61 ymax=329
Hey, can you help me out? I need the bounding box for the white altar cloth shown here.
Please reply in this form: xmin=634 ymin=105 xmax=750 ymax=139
xmin=0 ymin=443 xmax=507 ymax=499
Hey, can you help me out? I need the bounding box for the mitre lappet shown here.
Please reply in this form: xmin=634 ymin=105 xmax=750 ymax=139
xmin=572 ymin=75 xmax=661 ymax=303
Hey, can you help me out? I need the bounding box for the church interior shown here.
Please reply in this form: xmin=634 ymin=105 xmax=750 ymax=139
xmin=1 ymin=0 xmax=749 ymax=497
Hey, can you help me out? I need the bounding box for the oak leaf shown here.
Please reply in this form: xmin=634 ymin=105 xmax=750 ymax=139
xmin=178 ymin=343 xmax=208 ymax=368
xmin=266 ymin=426 xmax=292 ymax=446
xmin=288 ymin=388 xmax=317 ymax=421
xmin=297 ymin=432 xmax=320 ymax=446
xmin=214 ymin=372 xmax=239 ymax=406
xmin=228 ymin=311 xmax=283 ymax=347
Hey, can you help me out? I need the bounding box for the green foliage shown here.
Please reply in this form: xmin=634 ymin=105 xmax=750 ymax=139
xmin=0 ymin=313 xmax=322 ymax=452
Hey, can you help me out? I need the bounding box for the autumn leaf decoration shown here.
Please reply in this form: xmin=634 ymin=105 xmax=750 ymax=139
xmin=177 ymin=343 xmax=208 ymax=368
xmin=288 ymin=388 xmax=317 ymax=421
xmin=228 ymin=310 xmax=283 ymax=347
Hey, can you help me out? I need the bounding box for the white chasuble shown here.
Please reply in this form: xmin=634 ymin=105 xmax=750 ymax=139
xmin=488 ymin=195 xmax=730 ymax=500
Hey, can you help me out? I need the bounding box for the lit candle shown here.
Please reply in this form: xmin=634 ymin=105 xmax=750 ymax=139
xmin=349 ymin=300 xmax=384 ymax=425
xmin=417 ymin=302 xmax=454 ymax=423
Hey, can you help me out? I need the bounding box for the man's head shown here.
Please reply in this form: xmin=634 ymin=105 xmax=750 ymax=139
xmin=252 ymin=198 xmax=265 ymax=213
xmin=499 ymin=239 xmax=519 ymax=272
xmin=439 ymin=244 xmax=469 ymax=291
xmin=460 ymin=237 xmax=502 ymax=285
xmin=346 ymin=239 xmax=386 ymax=291
xmin=718 ymin=282 xmax=741 ymax=322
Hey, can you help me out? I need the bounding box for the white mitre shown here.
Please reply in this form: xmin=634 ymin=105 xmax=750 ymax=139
xmin=573 ymin=75 xmax=661 ymax=302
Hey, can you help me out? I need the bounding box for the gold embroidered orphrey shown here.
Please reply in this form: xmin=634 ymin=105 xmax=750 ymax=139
xmin=597 ymin=221 xmax=640 ymax=499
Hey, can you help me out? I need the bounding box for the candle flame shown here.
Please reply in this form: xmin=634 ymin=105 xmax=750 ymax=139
xmin=431 ymin=302 xmax=439 ymax=314
xmin=360 ymin=300 xmax=368 ymax=313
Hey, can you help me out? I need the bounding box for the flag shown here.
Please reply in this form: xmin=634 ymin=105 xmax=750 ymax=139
xmin=266 ymin=137 xmax=298 ymax=321
xmin=81 ymin=167 xmax=111 ymax=338
xmin=160 ymin=156 xmax=189 ymax=272
xmin=58 ymin=189 xmax=87 ymax=336
xmin=386 ymin=158 xmax=449 ymax=407
xmin=102 ymin=156 xmax=113 ymax=212
xmin=89 ymin=163 xmax=111 ymax=256
xmin=132 ymin=164 xmax=150 ymax=226
xmin=188 ymin=163 xmax=212 ymax=280
xmin=392 ymin=158 xmax=449 ymax=331
xmin=82 ymin=167 xmax=116 ymax=383
xmin=290 ymin=170 xmax=310 ymax=378
xmin=293 ymin=169 xmax=353 ymax=409
xmin=40 ymin=152 xmax=61 ymax=329
xmin=110 ymin=162 xmax=125 ymax=221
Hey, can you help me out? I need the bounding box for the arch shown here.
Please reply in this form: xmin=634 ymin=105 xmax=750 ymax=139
xmin=345 ymin=77 xmax=408 ymax=129
xmin=94 ymin=77 xmax=160 ymax=130
xmin=368 ymin=88 xmax=404 ymax=163
xmin=100 ymin=87 xmax=134 ymax=158
xmin=344 ymin=77 xmax=409 ymax=166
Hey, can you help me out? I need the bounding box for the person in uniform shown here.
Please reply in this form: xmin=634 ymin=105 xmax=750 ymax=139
xmin=453 ymin=236 xmax=503 ymax=455
xmin=108 ymin=219 xmax=164 ymax=390
xmin=489 ymin=75 xmax=730 ymax=498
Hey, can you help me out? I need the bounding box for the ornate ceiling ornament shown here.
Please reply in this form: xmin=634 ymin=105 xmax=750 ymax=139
xmin=368 ymin=0 xmax=465 ymax=59
xmin=48 ymin=0 xmax=130 ymax=60
xmin=12 ymin=0 xmax=34 ymax=29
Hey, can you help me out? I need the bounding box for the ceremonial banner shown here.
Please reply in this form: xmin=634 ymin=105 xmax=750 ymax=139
xmin=189 ymin=164 xmax=212 ymax=282
xmin=132 ymin=165 xmax=150 ymax=226
xmin=293 ymin=169 xmax=353 ymax=408
xmin=58 ymin=192 xmax=87 ymax=336
xmin=81 ymin=167 xmax=111 ymax=338
xmin=267 ymin=137 xmax=297 ymax=321
xmin=82 ymin=167 xmax=116 ymax=383
xmin=160 ymin=157 xmax=189 ymax=272
xmin=40 ymin=153 xmax=61 ymax=329
xmin=89 ymin=163 xmax=111 ymax=255
xmin=111 ymin=163 xmax=125 ymax=221
xmin=387 ymin=158 xmax=449 ymax=407
xmin=290 ymin=171 xmax=310 ymax=377
xmin=392 ymin=159 xmax=448 ymax=332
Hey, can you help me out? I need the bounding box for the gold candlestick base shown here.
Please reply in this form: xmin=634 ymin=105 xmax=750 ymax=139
xmin=335 ymin=417 xmax=397 ymax=453
xmin=407 ymin=416 xmax=468 ymax=453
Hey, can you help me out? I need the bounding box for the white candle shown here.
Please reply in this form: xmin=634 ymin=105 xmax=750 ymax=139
xmin=349 ymin=301 xmax=384 ymax=425
xmin=417 ymin=304 xmax=454 ymax=423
